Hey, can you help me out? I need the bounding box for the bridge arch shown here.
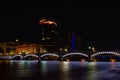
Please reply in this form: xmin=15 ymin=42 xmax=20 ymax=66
xmin=41 ymin=53 xmax=59 ymax=58
xmin=63 ymin=53 xmax=88 ymax=58
xmin=91 ymin=51 xmax=120 ymax=58
xmin=11 ymin=55 xmax=23 ymax=60
xmin=24 ymin=54 xmax=39 ymax=60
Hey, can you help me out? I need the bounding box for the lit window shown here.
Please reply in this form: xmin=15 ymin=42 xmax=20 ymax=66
xmin=51 ymin=30 xmax=55 ymax=32
xmin=42 ymin=38 xmax=45 ymax=40
xmin=46 ymin=37 xmax=50 ymax=39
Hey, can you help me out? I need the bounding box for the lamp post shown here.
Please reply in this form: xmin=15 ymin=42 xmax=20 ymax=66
xmin=88 ymin=46 xmax=92 ymax=62
xmin=88 ymin=46 xmax=96 ymax=62
xmin=59 ymin=48 xmax=63 ymax=61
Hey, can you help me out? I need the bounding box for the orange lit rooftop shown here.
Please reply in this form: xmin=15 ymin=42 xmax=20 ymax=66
xmin=39 ymin=18 xmax=57 ymax=26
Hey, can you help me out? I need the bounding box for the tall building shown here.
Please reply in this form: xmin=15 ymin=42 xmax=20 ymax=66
xmin=64 ymin=32 xmax=75 ymax=52
xmin=39 ymin=18 xmax=58 ymax=52
xmin=61 ymin=32 xmax=82 ymax=52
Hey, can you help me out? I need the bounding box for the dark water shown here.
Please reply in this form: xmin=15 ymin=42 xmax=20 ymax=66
xmin=0 ymin=60 xmax=120 ymax=80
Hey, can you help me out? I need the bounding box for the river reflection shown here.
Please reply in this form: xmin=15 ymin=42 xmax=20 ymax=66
xmin=0 ymin=60 xmax=120 ymax=80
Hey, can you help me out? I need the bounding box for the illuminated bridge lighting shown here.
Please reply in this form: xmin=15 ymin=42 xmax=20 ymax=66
xmin=91 ymin=51 xmax=120 ymax=57
xmin=12 ymin=55 xmax=23 ymax=60
xmin=41 ymin=53 xmax=59 ymax=58
xmin=24 ymin=54 xmax=39 ymax=59
xmin=63 ymin=53 xmax=88 ymax=58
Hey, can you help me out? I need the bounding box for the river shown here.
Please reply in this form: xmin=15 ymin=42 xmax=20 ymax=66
xmin=0 ymin=60 xmax=120 ymax=80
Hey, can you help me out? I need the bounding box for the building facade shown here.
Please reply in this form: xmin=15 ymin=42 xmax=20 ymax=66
xmin=39 ymin=18 xmax=58 ymax=52
xmin=16 ymin=43 xmax=45 ymax=54
xmin=59 ymin=32 xmax=82 ymax=53
xmin=0 ymin=41 xmax=18 ymax=55
xmin=39 ymin=18 xmax=58 ymax=45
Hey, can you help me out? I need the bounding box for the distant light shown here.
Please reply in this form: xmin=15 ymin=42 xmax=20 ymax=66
xmin=94 ymin=59 xmax=97 ymax=62
xmin=39 ymin=18 xmax=57 ymax=26
xmin=66 ymin=59 xmax=70 ymax=62
xmin=110 ymin=59 xmax=115 ymax=62
xmin=51 ymin=30 xmax=55 ymax=32
xmin=60 ymin=48 xmax=62 ymax=51
xmin=42 ymin=38 xmax=45 ymax=40
xmin=46 ymin=37 xmax=50 ymax=40
xmin=65 ymin=48 xmax=68 ymax=52
xmin=43 ymin=49 xmax=46 ymax=53
xmin=16 ymin=39 xmax=19 ymax=42
xmin=88 ymin=46 xmax=92 ymax=49
xmin=92 ymin=47 xmax=94 ymax=50
xmin=81 ymin=59 xmax=85 ymax=62
xmin=92 ymin=47 xmax=96 ymax=52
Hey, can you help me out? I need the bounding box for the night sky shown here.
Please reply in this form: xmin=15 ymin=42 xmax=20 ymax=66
xmin=0 ymin=1 xmax=120 ymax=51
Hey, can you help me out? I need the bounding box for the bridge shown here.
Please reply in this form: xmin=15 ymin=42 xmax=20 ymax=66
xmin=10 ymin=51 xmax=120 ymax=61
xmin=91 ymin=51 xmax=120 ymax=61
xmin=11 ymin=52 xmax=88 ymax=61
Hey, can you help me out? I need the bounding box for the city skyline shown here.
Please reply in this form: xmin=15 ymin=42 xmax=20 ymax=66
xmin=0 ymin=1 xmax=120 ymax=50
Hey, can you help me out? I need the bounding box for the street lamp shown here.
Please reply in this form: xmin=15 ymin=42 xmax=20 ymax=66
xmin=60 ymin=48 xmax=62 ymax=52
xmin=64 ymin=48 xmax=68 ymax=52
xmin=88 ymin=46 xmax=92 ymax=50
xmin=92 ymin=47 xmax=96 ymax=52
xmin=88 ymin=46 xmax=96 ymax=62
xmin=88 ymin=46 xmax=96 ymax=53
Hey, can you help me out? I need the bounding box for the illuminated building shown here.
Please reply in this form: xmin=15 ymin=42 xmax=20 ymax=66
xmin=16 ymin=43 xmax=45 ymax=54
xmin=60 ymin=32 xmax=82 ymax=52
xmin=0 ymin=41 xmax=19 ymax=55
xmin=0 ymin=41 xmax=46 ymax=55
xmin=39 ymin=18 xmax=58 ymax=52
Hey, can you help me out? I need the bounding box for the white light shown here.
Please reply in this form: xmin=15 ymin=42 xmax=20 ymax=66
xmin=24 ymin=54 xmax=39 ymax=59
xmin=41 ymin=53 xmax=59 ymax=58
xmin=91 ymin=51 xmax=120 ymax=57
xmin=12 ymin=55 xmax=23 ymax=59
xmin=16 ymin=39 xmax=19 ymax=42
xmin=63 ymin=53 xmax=88 ymax=58
xmin=88 ymin=46 xmax=92 ymax=49
xmin=60 ymin=48 xmax=62 ymax=51
xmin=65 ymin=48 xmax=68 ymax=52
xmin=42 ymin=38 xmax=45 ymax=40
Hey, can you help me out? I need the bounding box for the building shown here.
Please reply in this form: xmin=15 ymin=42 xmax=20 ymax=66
xmin=59 ymin=32 xmax=82 ymax=52
xmin=0 ymin=41 xmax=46 ymax=55
xmin=39 ymin=18 xmax=58 ymax=52
xmin=0 ymin=41 xmax=19 ymax=55
xmin=75 ymin=35 xmax=82 ymax=52
xmin=16 ymin=43 xmax=45 ymax=54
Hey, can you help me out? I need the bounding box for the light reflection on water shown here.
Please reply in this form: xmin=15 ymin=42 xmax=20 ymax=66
xmin=0 ymin=60 xmax=120 ymax=80
xmin=110 ymin=61 xmax=116 ymax=69
xmin=59 ymin=61 xmax=71 ymax=80
xmin=41 ymin=61 xmax=47 ymax=74
xmin=86 ymin=62 xmax=97 ymax=80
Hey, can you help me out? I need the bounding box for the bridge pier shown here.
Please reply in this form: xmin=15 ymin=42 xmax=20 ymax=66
xmin=88 ymin=51 xmax=92 ymax=62
xmin=37 ymin=54 xmax=41 ymax=62
xmin=38 ymin=57 xmax=41 ymax=61
xmin=21 ymin=55 xmax=25 ymax=60
xmin=59 ymin=53 xmax=63 ymax=61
